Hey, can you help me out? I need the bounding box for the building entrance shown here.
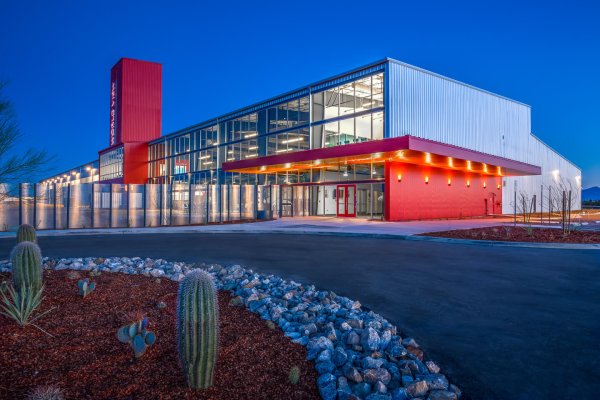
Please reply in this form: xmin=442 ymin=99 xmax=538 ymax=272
xmin=336 ymin=184 xmax=356 ymax=217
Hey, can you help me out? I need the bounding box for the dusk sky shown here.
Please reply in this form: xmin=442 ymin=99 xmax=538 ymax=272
xmin=1 ymin=0 xmax=599 ymax=187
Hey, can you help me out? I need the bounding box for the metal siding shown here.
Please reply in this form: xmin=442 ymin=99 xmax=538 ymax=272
xmin=387 ymin=60 xmax=531 ymax=162
xmin=119 ymin=58 xmax=162 ymax=143
xmin=387 ymin=60 xmax=581 ymax=211
xmin=502 ymin=136 xmax=582 ymax=213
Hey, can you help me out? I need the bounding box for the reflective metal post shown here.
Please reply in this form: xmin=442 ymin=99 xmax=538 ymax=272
xmin=66 ymin=183 xmax=71 ymax=229
xmin=91 ymin=183 xmax=95 ymax=228
xmin=126 ymin=184 xmax=130 ymax=227
xmin=33 ymin=183 xmax=37 ymax=229
xmin=109 ymin=183 xmax=113 ymax=228
xmin=188 ymin=180 xmax=192 ymax=225
xmin=18 ymin=183 xmax=23 ymax=225
xmin=53 ymin=184 xmax=57 ymax=230
xmin=143 ymin=184 xmax=147 ymax=227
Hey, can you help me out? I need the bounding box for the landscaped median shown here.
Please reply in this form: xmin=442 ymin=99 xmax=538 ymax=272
xmin=0 ymin=232 xmax=462 ymax=400
xmin=418 ymin=225 xmax=600 ymax=244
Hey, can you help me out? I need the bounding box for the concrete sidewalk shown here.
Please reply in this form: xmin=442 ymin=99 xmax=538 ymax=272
xmin=0 ymin=216 xmax=515 ymax=238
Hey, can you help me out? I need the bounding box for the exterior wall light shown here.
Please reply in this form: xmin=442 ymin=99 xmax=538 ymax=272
xmin=497 ymin=184 xmax=501 ymax=190
xmin=467 ymin=161 xmax=472 ymax=170
xmin=425 ymin=152 xmax=432 ymax=163
xmin=397 ymin=174 xmax=402 ymax=182
xmin=284 ymin=163 xmax=291 ymax=169
xmin=483 ymin=182 xmax=487 ymax=188
xmin=425 ymin=176 xmax=429 ymax=184
xmin=467 ymin=180 xmax=470 ymax=187
xmin=497 ymin=166 xmax=502 ymax=175
xmin=448 ymin=157 xmax=453 ymax=167
xmin=483 ymin=164 xmax=488 ymax=173
xmin=447 ymin=178 xmax=451 ymax=186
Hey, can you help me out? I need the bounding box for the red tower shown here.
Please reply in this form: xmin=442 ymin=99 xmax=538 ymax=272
xmin=99 ymin=58 xmax=162 ymax=184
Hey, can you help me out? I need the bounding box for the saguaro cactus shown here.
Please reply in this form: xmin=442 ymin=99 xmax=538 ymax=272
xmin=10 ymin=241 xmax=42 ymax=293
xmin=16 ymin=224 xmax=37 ymax=244
xmin=176 ymin=269 xmax=219 ymax=389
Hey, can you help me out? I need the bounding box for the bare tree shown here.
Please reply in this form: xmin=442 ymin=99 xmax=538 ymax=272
xmin=511 ymin=191 xmax=536 ymax=226
xmin=0 ymin=82 xmax=53 ymax=200
xmin=545 ymin=177 xmax=580 ymax=236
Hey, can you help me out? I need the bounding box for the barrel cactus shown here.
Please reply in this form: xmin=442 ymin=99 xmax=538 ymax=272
xmin=117 ymin=316 xmax=156 ymax=357
xmin=10 ymin=241 xmax=42 ymax=293
xmin=176 ymin=269 xmax=219 ymax=389
xmin=16 ymin=224 xmax=37 ymax=244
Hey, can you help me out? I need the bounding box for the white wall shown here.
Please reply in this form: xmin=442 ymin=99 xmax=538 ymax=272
xmin=386 ymin=59 xmax=581 ymax=212
xmin=502 ymin=136 xmax=582 ymax=213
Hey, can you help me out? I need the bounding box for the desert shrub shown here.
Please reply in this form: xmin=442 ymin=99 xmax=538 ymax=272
xmin=27 ymin=385 xmax=64 ymax=400
xmin=0 ymin=283 xmax=54 ymax=336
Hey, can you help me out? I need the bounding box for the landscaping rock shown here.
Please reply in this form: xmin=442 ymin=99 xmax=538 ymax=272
xmin=427 ymin=390 xmax=458 ymax=400
xmin=24 ymin=256 xmax=461 ymax=400
xmin=364 ymin=368 xmax=392 ymax=385
xmin=406 ymin=380 xmax=428 ymax=398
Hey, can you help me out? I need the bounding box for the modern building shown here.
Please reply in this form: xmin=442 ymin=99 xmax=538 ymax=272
xmin=42 ymin=57 xmax=581 ymax=220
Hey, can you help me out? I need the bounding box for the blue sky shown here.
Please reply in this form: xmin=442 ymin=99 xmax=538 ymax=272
xmin=1 ymin=0 xmax=599 ymax=187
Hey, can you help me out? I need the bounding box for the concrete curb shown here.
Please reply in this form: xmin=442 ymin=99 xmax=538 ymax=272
xmin=1 ymin=226 xmax=598 ymax=250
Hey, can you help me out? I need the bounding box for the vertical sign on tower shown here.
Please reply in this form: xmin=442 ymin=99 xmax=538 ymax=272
xmin=109 ymin=78 xmax=118 ymax=146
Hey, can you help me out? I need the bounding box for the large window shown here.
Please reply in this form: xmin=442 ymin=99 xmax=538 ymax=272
xmin=99 ymin=146 xmax=124 ymax=181
xmin=311 ymin=72 xmax=384 ymax=148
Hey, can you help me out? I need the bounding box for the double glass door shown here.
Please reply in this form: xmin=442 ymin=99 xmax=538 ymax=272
xmin=336 ymin=184 xmax=356 ymax=217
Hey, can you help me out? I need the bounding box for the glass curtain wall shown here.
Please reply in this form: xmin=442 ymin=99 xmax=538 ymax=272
xmin=146 ymin=68 xmax=384 ymax=186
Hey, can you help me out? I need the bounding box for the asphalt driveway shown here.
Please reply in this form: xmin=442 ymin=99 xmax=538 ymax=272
xmin=1 ymin=233 xmax=599 ymax=399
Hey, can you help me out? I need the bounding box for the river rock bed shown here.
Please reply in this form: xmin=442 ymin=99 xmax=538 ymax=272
xmin=0 ymin=257 xmax=462 ymax=400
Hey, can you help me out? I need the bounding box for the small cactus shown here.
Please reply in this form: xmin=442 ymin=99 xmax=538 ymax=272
xmin=10 ymin=241 xmax=42 ymax=293
xmin=177 ymin=269 xmax=219 ymax=389
xmin=289 ymin=365 xmax=300 ymax=385
xmin=77 ymin=278 xmax=95 ymax=298
xmin=17 ymin=224 xmax=37 ymax=244
xmin=67 ymin=271 xmax=82 ymax=280
xmin=117 ymin=316 xmax=157 ymax=358
xmin=266 ymin=320 xmax=276 ymax=330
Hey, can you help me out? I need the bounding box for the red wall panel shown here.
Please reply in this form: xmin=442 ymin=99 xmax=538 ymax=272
xmin=384 ymin=161 xmax=502 ymax=221
xmin=110 ymin=58 xmax=162 ymax=145
xmin=104 ymin=58 xmax=162 ymax=184
xmin=123 ymin=142 xmax=150 ymax=184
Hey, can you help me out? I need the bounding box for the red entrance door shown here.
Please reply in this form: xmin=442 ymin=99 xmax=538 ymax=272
xmin=336 ymin=184 xmax=356 ymax=217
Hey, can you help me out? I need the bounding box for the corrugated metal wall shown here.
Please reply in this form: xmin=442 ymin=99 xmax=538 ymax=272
xmin=119 ymin=58 xmax=162 ymax=143
xmin=502 ymin=136 xmax=581 ymax=213
xmin=386 ymin=59 xmax=581 ymax=212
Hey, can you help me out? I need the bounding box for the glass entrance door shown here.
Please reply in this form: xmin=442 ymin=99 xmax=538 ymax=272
xmin=336 ymin=184 xmax=356 ymax=217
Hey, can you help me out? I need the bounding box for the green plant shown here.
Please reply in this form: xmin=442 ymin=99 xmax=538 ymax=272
xmin=66 ymin=271 xmax=81 ymax=280
xmin=11 ymin=241 xmax=42 ymax=293
xmin=77 ymin=278 xmax=95 ymax=298
xmin=0 ymin=284 xmax=54 ymax=336
xmin=117 ymin=316 xmax=157 ymax=357
xmin=17 ymin=223 xmax=37 ymax=243
xmin=289 ymin=365 xmax=300 ymax=385
xmin=177 ymin=269 xmax=219 ymax=389
xmin=27 ymin=384 xmax=65 ymax=400
xmin=89 ymin=270 xmax=102 ymax=277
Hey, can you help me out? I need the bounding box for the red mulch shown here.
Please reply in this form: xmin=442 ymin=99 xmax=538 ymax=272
xmin=0 ymin=270 xmax=319 ymax=400
xmin=419 ymin=226 xmax=600 ymax=243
